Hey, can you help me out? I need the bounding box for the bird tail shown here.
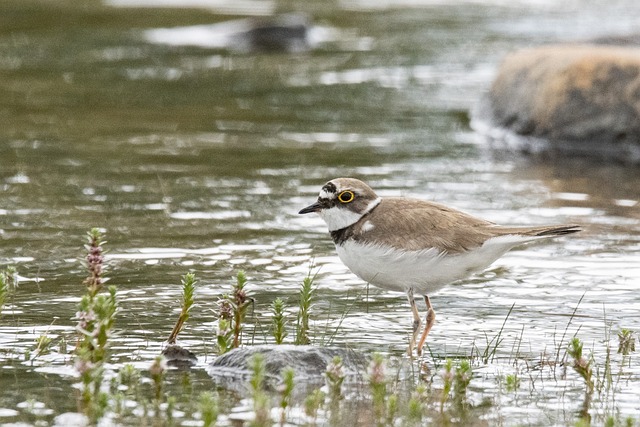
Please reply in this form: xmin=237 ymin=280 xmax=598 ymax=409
xmin=531 ymin=225 xmax=581 ymax=237
xmin=493 ymin=224 xmax=581 ymax=238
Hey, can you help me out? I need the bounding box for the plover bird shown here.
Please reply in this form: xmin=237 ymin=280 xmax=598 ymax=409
xmin=299 ymin=177 xmax=580 ymax=356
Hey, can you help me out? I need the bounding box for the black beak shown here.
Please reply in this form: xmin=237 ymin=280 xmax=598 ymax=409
xmin=298 ymin=201 xmax=323 ymax=214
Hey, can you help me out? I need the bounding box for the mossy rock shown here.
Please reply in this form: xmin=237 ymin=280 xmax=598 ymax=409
xmin=473 ymin=43 xmax=640 ymax=163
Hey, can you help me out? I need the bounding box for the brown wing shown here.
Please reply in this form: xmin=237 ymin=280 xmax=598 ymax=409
xmin=353 ymin=198 xmax=497 ymax=253
xmin=354 ymin=198 xmax=580 ymax=253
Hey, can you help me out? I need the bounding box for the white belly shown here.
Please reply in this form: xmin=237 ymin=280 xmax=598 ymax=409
xmin=335 ymin=235 xmax=530 ymax=295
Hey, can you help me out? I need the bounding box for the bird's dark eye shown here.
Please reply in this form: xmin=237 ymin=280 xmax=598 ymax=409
xmin=338 ymin=190 xmax=355 ymax=203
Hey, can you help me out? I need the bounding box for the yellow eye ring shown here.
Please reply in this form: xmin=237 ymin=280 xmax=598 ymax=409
xmin=338 ymin=190 xmax=355 ymax=203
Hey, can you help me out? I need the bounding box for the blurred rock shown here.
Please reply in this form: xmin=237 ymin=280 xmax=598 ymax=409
xmin=473 ymin=43 xmax=640 ymax=163
xmin=145 ymin=13 xmax=316 ymax=54
xmin=162 ymin=344 xmax=198 ymax=368
xmin=229 ymin=13 xmax=311 ymax=53
xmin=53 ymin=412 xmax=89 ymax=427
xmin=207 ymin=345 xmax=367 ymax=392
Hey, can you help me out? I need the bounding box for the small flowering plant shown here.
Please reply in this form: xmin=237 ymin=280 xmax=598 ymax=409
xmin=73 ymin=228 xmax=118 ymax=421
xmin=215 ymin=271 xmax=252 ymax=354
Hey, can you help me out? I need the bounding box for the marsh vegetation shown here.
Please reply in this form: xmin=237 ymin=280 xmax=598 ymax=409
xmin=1 ymin=230 xmax=637 ymax=426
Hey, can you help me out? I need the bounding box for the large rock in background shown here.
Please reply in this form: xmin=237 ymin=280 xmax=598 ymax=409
xmin=472 ymin=44 xmax=640 ymax=163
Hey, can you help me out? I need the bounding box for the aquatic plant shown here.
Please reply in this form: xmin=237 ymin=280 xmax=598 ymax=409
xmin=304 ymin=388 xmax=325 ymax=424
xmin=249 ymin=353 xmax=271 ymax=427
xmin=0 ymin=274 xmax=5 ymax=313
xmin=568 ymin=337 xmax=594 ymax=394
xmin=149 ymin=355 xmax=166 ymax=402
xmin=504 ymin=373 xmax=520 ymax=392
xmin=0 ymin=266 xmax=18 ymax=313
xmin=82 ymin=228 xmax=106 ymax=297
xmin=296 ymin=274 xmax=315 ymax=345
xmin=618 ymin=329 xmax=636 ymax=356
xmin=232 ymin=271 xmax=251 ymax=348
xmin=167 ymin=272 xmax=197 ymax=344
xmin=73 ymin=228 xmax=118 ymax=422
xmin=556 ymin=293 xmax=586 ymax=370
xmin=215 ymin=271 xmax=253 ymax=354
xmin=31 ymin=334 xmax=53 ymax=360
xmin=478 ymin=303 xmax=515 ymax=364
xmin=453 ymin=358 xmax=473 ymax=417
xmin=216 ymin=300 xmax=234 ymax=355
xmin=325 ymin=356 xmax=345 ymax=401
xmin=385 ymin=393 xmax=399 ymax=426
xmin=407 ymin=384 xmax=427 ymax=424
xmin=454 ymin=359 xmax=472 ymax=398
xmin=271 ymin=297 xmax=288 ymax=344
xmin=278 ymin=367 xmax=295 ymax=426
xmin=118 ymin=364 xmax=141 ymax=393
xmin=368 ymin=352 xmax=387 ymax=423
xmin=440 ymin=359 xmax=454 ymax=413
xmin=6 ymin=229 xmax=640 ymax=426
xmin=198 ymin=391 xmax=219 ymax=427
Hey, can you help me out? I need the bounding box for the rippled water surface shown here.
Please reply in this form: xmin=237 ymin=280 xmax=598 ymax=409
xmin=1 ymin=0 xmax=640 ymax=425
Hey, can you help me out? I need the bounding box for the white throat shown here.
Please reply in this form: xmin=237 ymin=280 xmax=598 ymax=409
xmin=319 ymin=197 xmax=381 ymax=232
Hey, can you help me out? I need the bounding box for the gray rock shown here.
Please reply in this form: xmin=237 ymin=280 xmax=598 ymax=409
xmin=162 ymin=344 xmax=198 ymax=368
xmin=229 ymin=13 xmax=311 ymax=54
xmin=207 ymin=345 xmax=368 ymax=392
xmin=472 ymin=44 xmax=640 ymax=163
xmin=144 ymin=13 xmax=313 ymax=54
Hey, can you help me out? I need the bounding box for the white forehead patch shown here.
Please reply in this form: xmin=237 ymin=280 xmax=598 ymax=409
xmin=319 ymin=189 xmax=335 ymax=199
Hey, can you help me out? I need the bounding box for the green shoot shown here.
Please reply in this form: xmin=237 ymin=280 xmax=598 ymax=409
xmin=386 ymin=393 xmax=399 ymax=426
xmin=271 ymin=297 xmax=288 ymax=344
xmin=150 ymin=355 xmax=166 ymax=402
xmin=216 ymin=296 xmax=234 ymax=355
xmin=232 ymin=271 xmax=251 ymax=349
xmin=304 ymin=389 xmax=325 ymax=423
xmin=368 ymin=352 xmax=387 ymax=422
xmin=568 ymin=337 xmax=594 ymax=394
xmin=296 ymin=275 xmax=314 ymax=345
xmin=249 ymin=353 xmax=270 ymax=427
xmin=454 ymin=359 xmax=472 ymax=398
xmin=198 ymin=392 xmax=219 ymax=427
xmin=278 ymin=367 xmax=295 ymax=426
xmin=32 ymin=334 xmax=53 ymax=359
xmin=167 ymin=272 xmax=197 ymax=344
xmin=0 ymin=266 xmax=17 ymax=312
xmin=505 ymin=373 xmax=520 ymax=392
xmin=618 ymin=329 xmax=635 ymax=356
xmin=74 ymin=228 xmax=117 ymax=423
xmin=215 ymin=271 xmax=253 ymax=354
xmin=440 ymin=359 xmax=453 ymax=413
xmin=325 ymin=356 xmax=345 ymax=401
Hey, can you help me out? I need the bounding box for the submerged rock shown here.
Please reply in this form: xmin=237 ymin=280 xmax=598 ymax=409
xmin=144 ymin=13 xmax=315 ymax=54
xmin=229 ymin=13 xmax=311 ymax=53
xmin=162 ymin=344 xmax=198 ymax=368
xmin=473 ymin=43 xmax=640 ymax=163
xmin=208 ymin=345 xmax=367 ymax=391
xmin=53 ymin=412 xmax=90 ymax=427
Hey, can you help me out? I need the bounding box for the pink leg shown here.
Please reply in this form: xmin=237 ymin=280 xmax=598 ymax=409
xmin=407 ymin=288 xmax=421 ymax=356
xmin=416 ymin=295 xmax=436 ymax=356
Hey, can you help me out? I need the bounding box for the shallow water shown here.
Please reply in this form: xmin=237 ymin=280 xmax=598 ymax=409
xmin=1 ymin=0 xmax=640 ymax=425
